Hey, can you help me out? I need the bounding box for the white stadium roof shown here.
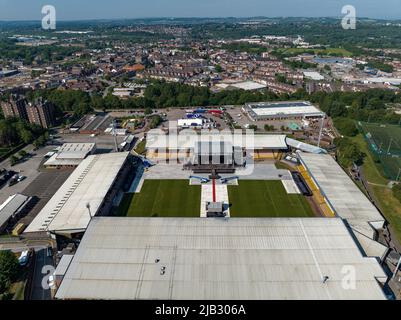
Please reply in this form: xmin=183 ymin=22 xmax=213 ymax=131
xmin=298 ymin=153 xmax=386 ymax=240
xmin=25 ymin=152 xmax=129 ymax=234
xmin=286 ymin=137 xmax=327 ymax=154
xmin=146 ymin=130 xmax=288 ymax=150
xmin=55 ymin=217 xmax=387 ymax=300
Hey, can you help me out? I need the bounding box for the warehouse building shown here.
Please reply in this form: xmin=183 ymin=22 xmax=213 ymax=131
xmin=44 ymin=143 xmax=96 ymax=168
xmin=55 ymin=217 xmax=387 ymax=300
xmin=243 ymin=101 xmax=325 ymax=121
xmin=25 ymin=152 xmax=130 ymax=238
xmin=297 ymin=152 xmax=388 ymax=259
xmin=0 ymin=194 xmax=33 ymax=233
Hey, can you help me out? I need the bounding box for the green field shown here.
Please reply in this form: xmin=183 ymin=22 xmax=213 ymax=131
xmin=358 ymin=122 xmax=401 ymax=179
xmin=120 ymin=180 xmax=201 ymax=217
xmin=350 ymin=134 xmax=401 ymax=243
xmin=278 ymin=47 xmax=353 ymax=57
xmin=360 ymin=122 xmax=401 ymax=155
xmin=228 ymin=180 xmax=315 ymax=217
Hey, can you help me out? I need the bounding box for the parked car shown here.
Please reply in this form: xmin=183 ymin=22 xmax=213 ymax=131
xmin=18 ymin=250 xmax=31 ymax=266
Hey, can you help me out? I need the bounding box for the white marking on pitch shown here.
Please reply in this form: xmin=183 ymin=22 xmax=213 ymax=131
xmin=200 ymin=184 xmax=230 ymax=217
xmin=281 ymin=179 xmax=301 ymax=194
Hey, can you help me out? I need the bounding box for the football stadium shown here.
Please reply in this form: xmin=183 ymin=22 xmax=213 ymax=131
xmin=24 ymin=130 xmax=391 ymax=300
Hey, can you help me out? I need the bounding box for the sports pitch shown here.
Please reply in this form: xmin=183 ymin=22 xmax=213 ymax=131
xmin=227 ymin=180 xmax=315 ymax=217
xmin=359 ymin=122 xmax=401 ymax=179
xmin=121 ymin=180 xmax=201 ymax=217
xmin=360 ymin=122 xmax=401 ymax=155
xmin=118 ymin=179 xmax=315 ymax=218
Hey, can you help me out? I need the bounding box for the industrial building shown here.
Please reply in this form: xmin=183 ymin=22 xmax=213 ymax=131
xmin=54 ymin=217 xmax=387 ymax=300
xmin=0 ymin=194 xmax=33 ymax=233
xmin=25 ymin=152 xmax=130 ymax=237
xmin=243 ymin=101 xmax=325 ymax=121
xmin=297 ymin=152 xmax=388 ymax=259
xmin=44 ymin=143 xmax=97 ymax=168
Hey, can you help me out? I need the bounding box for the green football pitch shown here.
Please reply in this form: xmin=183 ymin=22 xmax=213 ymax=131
xmin=117 ymin=179 xmax=315 ymax=218
xmin=227 ymin=180 xmax=315 ymax=217
xmin=120 ymin=180 xmax=201 ymax=217
xmin=361 ymin=122 xmax=401 ymax=155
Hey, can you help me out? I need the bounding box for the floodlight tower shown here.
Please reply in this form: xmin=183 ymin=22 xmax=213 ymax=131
xmin=396 ymin=168 xmax=401 ymax=181
xmin=112 ymin=119 xmax=119 ymax=152
xmin=86 ymin=202 xmax=92 ymax=221
xmin=387 ymin=138 xmax=393 ymax=155
xmin=317 ymin=115 xmax=325 ymax=148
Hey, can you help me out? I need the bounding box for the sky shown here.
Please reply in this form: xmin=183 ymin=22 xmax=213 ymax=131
xmin=0 ymin=0 xmax=401 ymax=21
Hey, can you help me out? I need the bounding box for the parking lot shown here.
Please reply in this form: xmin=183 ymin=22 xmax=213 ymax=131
xmin=0 ymin=145 xmax=56 ymax=204
xmin=0 ymin=132 xmax=130 ymax=231
xmin=19 ymin=169 xmax=73 ymax=227
xmin=225 ymin=106 xmax=304 ymax=131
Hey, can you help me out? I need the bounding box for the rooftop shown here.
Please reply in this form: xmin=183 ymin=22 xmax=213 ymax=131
xmin=0 ymin=194 xmax=31 ymax=229
xmin=245 ymin=101 xmax=324 ymax=118
xmin=146 ymin=130 xmax=288 ymax=150
xmin=55 ymin=217 xmax=387 ymax=300
xmin=25 ymin=152 xmax=129 ymax=234
xmin=44 ymin=143 xmax=96 ymax=167
xmin=298 ymin=152 xmax=386 ymax=239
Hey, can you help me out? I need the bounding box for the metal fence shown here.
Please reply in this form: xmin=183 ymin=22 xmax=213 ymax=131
xmin=358 ymin=121 xmax=401 ymax=181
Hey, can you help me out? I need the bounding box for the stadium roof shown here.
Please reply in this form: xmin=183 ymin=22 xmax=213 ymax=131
xmin=146 ymin=130 xmax=287 ymax=150
xmin=25 ymin=152 xmax=129 ymax=234
xmin=55 ymin=217 xmax=387 ymax=300
xmin=245 ymin=101 xmax=324 ymax=118
xmin=298 ymin=153 xmax=386 ymax=240
xmin=286 ymin=137 xmax=327 ymax=154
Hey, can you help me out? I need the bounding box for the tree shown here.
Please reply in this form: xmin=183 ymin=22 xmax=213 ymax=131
xmin=18 ymin=150 xmax=27 ymax=159
xmin=249 ymin=124 xmax=258 ymax=131
xmin=215 ymin=64 xmax=223 ymax=73
xmin=334 ymin=137 xmax=365 ymax=167
xmin=264 ymin=124 xmax=275 ymax=131
xmin=0 ymin=250 xmax=19 ymax=294
xmin=9 ymin=155 xmax=18 ymax=166
xmin=333 ymin=118 xmax=358 ymax=137
xmin=144 ymin=108 xmax=153 ymax=115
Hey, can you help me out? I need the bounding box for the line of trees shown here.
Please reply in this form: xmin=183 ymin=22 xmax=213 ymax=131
xmin=23 ymin=83 xmax=401 ymax=127
xmin=0 ymin=250 xmax=19 ymax=299
xmin=0 ymin=117 xmax=46 ymax=149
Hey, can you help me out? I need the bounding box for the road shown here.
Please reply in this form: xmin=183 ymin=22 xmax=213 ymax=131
xmin=30 ymin=247 xmax=54 ymax=300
